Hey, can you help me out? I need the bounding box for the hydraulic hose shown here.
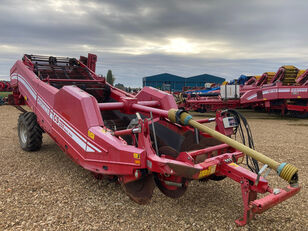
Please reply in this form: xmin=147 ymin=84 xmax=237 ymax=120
xmin=168 ymin=109 xmax=298 ymax=184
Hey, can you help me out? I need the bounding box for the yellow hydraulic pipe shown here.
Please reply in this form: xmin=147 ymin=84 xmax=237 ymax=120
xmin=168 ymin=109 xmax=298 ymax=184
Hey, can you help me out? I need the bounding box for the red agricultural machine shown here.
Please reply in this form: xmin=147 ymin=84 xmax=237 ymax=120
xmin=179 ymin=65 xmax=308 ymax=116
xmin=0 ymin=80 xmax=11 ymax=92
xmin=0 ymin=80 xmax=12 ymax=105
xmin=8 ymin=54 xmax=300 ymax=226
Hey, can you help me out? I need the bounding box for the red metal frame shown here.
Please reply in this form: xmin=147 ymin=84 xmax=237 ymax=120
xmin=180 ymin=95 xmax=241 ymax=112
xmin=79 ymin=53 xmax=97 ymax=73
xmin=9 ymin=54 xmax=300 ymax=226
xmin=245 ymin=76 xmax=257 ymax=85
xmin=296 ymin=69 xmax=308 ymax=86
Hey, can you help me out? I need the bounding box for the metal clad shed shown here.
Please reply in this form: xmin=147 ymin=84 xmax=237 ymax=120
xmin=143 ymin=73 xmax=184 ymax=91
xmin=185 ymin=74 xmax=225 ymax=88
xmin=143 ymin=73 xmax=225 ymax=91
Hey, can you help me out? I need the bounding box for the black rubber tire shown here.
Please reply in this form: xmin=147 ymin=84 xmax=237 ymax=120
xmin=18 ymin=112 xmax=43 ymax=151
xmin=209 ymin=174 xmax=227 ymax=181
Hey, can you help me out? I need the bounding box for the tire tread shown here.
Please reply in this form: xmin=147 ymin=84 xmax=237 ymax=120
xmin=18 ymin=112 xmax=42 ymax=151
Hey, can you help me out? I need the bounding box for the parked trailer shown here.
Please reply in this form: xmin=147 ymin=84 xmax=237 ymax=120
xmin=9 ymin=54 xmax=300 ymax=226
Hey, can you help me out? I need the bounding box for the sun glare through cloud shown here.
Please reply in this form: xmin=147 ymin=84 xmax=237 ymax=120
xmin=163 ymin=38 xmax=198 ymax=54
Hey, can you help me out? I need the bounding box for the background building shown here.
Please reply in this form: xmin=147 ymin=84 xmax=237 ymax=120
xmin=143 ymin=73 xmax=225 ymax=91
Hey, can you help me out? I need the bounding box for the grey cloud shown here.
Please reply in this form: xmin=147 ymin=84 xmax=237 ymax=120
xmin=0 ymin=0 xmax=308 ymax=86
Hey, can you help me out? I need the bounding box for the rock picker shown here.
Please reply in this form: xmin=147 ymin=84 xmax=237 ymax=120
xmin=9 ymin=54 xmax=300 ymax=226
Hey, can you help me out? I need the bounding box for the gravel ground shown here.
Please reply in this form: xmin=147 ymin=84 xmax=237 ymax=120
xmin=0 ymin=106 xmax=307 ymax=230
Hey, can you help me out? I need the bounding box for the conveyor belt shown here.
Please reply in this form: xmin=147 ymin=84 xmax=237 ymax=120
xmin=266 ymin=72 xmax=276 ymax=83
xmin=255 ymin=75 xmax=261 ymax=81
xmin=255 ymin=72 xmax=275 ymax=86
xmin=271 ymin=65 xmax=298 ymax=85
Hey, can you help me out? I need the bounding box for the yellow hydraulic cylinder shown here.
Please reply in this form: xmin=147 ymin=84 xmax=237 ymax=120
xmin=168 ymin=109 xmax=298 ymax=184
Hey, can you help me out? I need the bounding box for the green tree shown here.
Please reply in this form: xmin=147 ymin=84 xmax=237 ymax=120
xmin=106 ymin=70 xmax=115 ymax=86
xmin=115 ymin=83 xmax=125 ymax=90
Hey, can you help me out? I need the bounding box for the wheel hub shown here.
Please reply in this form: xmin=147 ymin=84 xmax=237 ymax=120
xmin=19 ymin=123 xmax=27 ymax=144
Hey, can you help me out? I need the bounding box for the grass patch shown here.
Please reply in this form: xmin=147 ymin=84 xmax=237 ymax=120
xmin=0 ymin=92 xmax=10 ymax=97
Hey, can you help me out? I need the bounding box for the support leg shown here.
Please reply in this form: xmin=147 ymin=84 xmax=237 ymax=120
xmin=235 ymin=179 xmax=257 ymax=226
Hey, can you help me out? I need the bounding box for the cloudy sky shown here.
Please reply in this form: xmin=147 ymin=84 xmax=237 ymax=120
xmin=0 ymin=0 xmax=308 ymax=87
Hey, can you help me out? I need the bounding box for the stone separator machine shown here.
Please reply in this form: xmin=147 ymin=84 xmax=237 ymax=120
xmin=9 ymin=54 xmax=300 ymax=226
xmin=180 ymin=65 xmax=308 ymax=116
